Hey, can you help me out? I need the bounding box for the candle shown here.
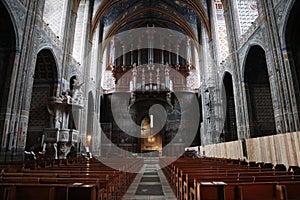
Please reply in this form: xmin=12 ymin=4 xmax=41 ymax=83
xmin=150 ymin=114 xmax=153 ymax=128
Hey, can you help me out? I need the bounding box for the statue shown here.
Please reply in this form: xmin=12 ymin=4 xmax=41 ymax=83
xmin=132 ymin=63 xmax=137 ymax=69
xmin=60 ymin=143 xmax=72 ymax=159
xmin=53 ymin=143 xmax=58 ymax=159
xmin=47 ymin=104 xmax=62 ymax=128
xmin=42 ymin=143 xmax=46 ymax=152
xmin=63 ymin=91 xmax=72 ymax=104
xmin=166 ymin=92 xmax=173 ymax=109
xmin=71 ymin=78 xmax=84 ymax=105
xmin=72 ymin=78 xmax=84 ymax=98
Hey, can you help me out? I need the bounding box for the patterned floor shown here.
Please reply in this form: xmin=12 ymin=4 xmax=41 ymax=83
xmin=122 ymin=159 xmax=176 ymax=200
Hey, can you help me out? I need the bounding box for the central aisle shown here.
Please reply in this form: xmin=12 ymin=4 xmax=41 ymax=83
xmin=122 ymin=158 xmax=176 ymax=200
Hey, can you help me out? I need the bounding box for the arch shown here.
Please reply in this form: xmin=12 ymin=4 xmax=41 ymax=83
xmin=280 ymin=0 xmax=296 ymax=46
xmin=26 ymin=49 xmax=58 ymax=152
xmin=0 ymin=1 xmax=19 ymax=50
xmin=0 ymin=0 xmax=17 ymax=104
xmin=285 ymin=0 xmax=300 ymax=116
xmin=91 ymin=0 xmax=211 ymax=41
xmin=36 ymin=46 xmax=61 ymax=81
xmin=105 ymin=7 xmax=197 ymax=41
xmin=244 ymin=45 xmax=276 ymax=138
xmin=140 ymin=115 xmax=162 ymax=156
xmin=240 ymin=42 xmax=267 ymax=77
xmin=222 ymin=72 xmax=238 ymax=142
xmin=70 ymin=75 xmax=78 ymax=91
xmin=0 ymin=0 xmax=17 ymax=148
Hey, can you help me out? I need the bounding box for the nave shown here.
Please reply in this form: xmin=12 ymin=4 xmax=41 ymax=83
xmin=1 ymin=0 xmax=300 ymax=199
xmin=123 ymin=158 xmax=176 ymax=199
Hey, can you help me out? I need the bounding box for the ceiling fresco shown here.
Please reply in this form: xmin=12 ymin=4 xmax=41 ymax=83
xmin=91 ymin=0 xmax=211 ymax=41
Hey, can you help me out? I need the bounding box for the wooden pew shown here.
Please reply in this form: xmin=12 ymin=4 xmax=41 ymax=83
xmin=160 ymin=157 xmax=300 ymax=200
xmin=0 ymin=157 xmax=143 ymax=200
xmin=189 ymin=181 xmax=286 ymax=200
xmin=0 ymin=183 xmax=97 ymax=200
xmin=278 ymin=181 xmax=300 ymax=200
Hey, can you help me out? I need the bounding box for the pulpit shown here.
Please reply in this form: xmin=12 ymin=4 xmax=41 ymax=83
xmin=43 ymin=91 xmax=84 ymax=159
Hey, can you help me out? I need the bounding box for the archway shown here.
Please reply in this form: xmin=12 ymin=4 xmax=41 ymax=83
xmin=27 ymin=49 xmax=58 ymax=152
xmin=140 ymin=115 xmax=162 ymax=156
xmin=244 ymin=45 xmax=276 ymax=138
xmin=286 ymin=1 xmax=300 ymax=118
xmin=0 ymin=2 xmax=16 ymax=148
xmin=222 ymin=72 xmax=238 ymax=142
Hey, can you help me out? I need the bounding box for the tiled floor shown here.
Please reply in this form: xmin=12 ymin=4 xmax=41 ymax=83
xmin=122 ymin=159 xmax=177 ymax=200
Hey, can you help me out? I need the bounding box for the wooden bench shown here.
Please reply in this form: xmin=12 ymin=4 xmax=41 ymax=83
xmin=0 ymin=183 xmax=97 ymax=200
xmin=160 ymin=157 xmax=300 ymax=200
xmin=189 ymin=181 xmax=290 ymax=200
xmin=0 ymin=157 xmax=143 ymax=200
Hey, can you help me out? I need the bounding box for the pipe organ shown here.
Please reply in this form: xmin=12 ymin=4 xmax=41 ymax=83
xmin=111 ymin=63 xmax=193 ymax=92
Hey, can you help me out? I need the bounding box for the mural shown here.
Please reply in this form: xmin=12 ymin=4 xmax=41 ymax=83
xmin=237 ymin=0 xmax=259 ymax=35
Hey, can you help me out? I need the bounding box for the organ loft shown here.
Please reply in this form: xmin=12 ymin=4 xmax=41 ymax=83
xmin=0 ymin=0 xmax=300 ymax=199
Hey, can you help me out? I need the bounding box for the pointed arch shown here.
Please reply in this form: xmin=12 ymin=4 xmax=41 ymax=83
xmin=244 ymin=45 xmax=276 ymax=138
xmin=0 ymin=0 xmax=17 ymax=107
xmin=285 ymin=0 xmax=300 ymax=117
xmin=222 ymin=72 xmax=238 ymax=142
xmin=91 ymin=0 xmax=211 ymax=40
xmin=26 ymin=49 xmax=58 ymax=151
xmin=0 ymin=1 xmax=18 ymax=149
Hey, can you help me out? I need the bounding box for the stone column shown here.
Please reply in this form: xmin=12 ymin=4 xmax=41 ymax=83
xmin=61 ymin=0 xmax=78 ymax=80
xmin=4 ymin=0 xmax=42 ymax=161
xmin=222 ymin=0 xmax=249 ymax=139
xmin=282 ymin=48 xmax=300 ymax=131
xmin=258 ymin=0 xmax=293 ymax=133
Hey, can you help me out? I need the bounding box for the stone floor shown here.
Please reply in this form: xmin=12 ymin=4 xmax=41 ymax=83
xmin=122 ymin=159 xmax=177 ymax=200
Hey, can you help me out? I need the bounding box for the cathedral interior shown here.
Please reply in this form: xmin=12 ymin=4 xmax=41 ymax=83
xmin=0 ymin=0 xmax=300 ymax=199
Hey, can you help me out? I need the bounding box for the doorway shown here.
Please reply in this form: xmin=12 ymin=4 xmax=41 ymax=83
xmin=140 ymin=116 xmax=162 ymax=156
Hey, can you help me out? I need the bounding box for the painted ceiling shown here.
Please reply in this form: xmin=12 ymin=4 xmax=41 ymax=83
xmin=91 ymin=0 xmax=211 ymax=41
